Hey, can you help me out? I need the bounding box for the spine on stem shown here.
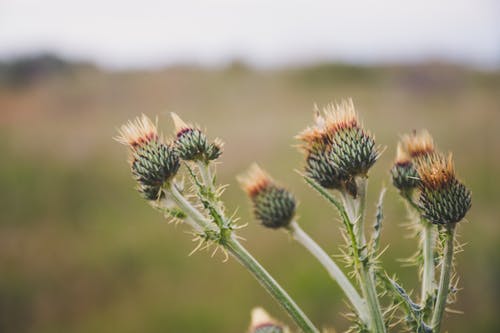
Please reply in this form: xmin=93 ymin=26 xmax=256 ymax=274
xmin=354 ymin=178 xmax=386 ymax=333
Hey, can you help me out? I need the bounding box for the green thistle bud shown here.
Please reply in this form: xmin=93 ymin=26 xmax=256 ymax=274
xmin=391 ymin=162 xmax=418 ymax=191
xmin=324 ymin=99 xmax=380 ymax=176
xmin=239 ymin=165 xmax=296 ymax=229
xmin=171 ymin=113 xmax=223 ymax=162
xmin=116 ymin=115 xmax=180 ymax=200
xmin=131 ymin=140 xmax=180 ymax=187
xmin=296 ymin=99 xmax=379 ymax=196
xmin=206 ymin=140 xmax=223 ymax=160
xmin=390 ymin=143 xmax=419 ymax=192
xmin=305 ymin=148 xmax=344 ymax=190
xmin=175 ymin=127 xmax=209 ymax=160
xmin=416 ymin=153 xmax=471 ymax=225
xmin=248 ymin=308 xmax=288 ymax=333
xmin=296 ymin=113 xmax=347 ymax=192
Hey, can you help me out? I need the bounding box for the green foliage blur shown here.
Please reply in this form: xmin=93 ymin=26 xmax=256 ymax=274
xmin=1 ymin=56 xmax=499 ymax=333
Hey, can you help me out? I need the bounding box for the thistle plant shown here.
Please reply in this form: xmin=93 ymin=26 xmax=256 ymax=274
xmin=116 ymin=100 xmax=471 ymax=333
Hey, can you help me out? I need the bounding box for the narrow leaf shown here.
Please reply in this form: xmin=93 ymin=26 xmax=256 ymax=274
xmin=378 ymin=272 xmax=432 ymax=333
xmin=370 ymin=187 xmax=386 ymax=259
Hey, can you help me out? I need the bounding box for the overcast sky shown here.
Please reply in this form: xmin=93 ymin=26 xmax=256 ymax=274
xmin=0 ymin=0 xmax=499 ymax=69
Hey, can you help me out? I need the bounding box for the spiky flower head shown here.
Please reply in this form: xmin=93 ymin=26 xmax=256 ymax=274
xmin=416 ymin=153 xmax=471 ymax=225
xmin=402 ymin=130 xmax=435 ymax=160
xmin=323 ymin=99 xmax=380 ymax=176
xmin=171 ymin=113 xmax=223 ymax=162
xmin=248 ymin=308 xmax=289 ymax=333
xmin=390 ymin=142 xmax=419 ymax=192
xmin=296 ymin=99 xmax=379 ymax=196
xmin=239 ymin=165 xmax=296 ymax=229
xmin=391 ymin=130 xmax=437 ymax=196
xmin=116 ymin=114 xmax=159 ymax=149
xmin=297 ymin=122 xmax=345 ymax=191
xmin=116 ymin=115 xmax=180 ymax=200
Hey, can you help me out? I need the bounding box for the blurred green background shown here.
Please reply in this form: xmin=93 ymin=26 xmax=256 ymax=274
xmin=0 ymin=57 xmax=499 ymax=333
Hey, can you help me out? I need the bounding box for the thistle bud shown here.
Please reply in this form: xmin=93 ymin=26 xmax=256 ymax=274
xmin=324 ymin=99 xmax=380 ymax=177
xmin=296 ymin=113 xmax=348 ymax=193
xmin=171 ymin=113 xmax=223 ymax=162
xmin=116 ymin=115 xmax=180 ymax=200
xmin=131 ymin=140 xmax=180 ymax=187
xmin=416 ymin=153 xmax=471 ymax=225
xmin=402 ymin=130 xmax=435 ymax=161
xmin=390 ymin=143 xmax=419 ymax=192
xmin=296 ymin=100 xmax=379 ymax=196
xmin=248 ymin=308 xmax=288 ymax=333
xmin=302 ymin=137 xmax=345 ymax=190
xmin=206 ymin=139 xmax=224 ymax=161
xmin=239 ymin=165 xmax=296 ymax=229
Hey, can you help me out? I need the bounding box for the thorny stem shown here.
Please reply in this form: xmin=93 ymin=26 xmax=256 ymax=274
xmin=353 ymin=178 xmax=386 ymax=333
xmin=304 ymin=176 xmax=382 ymax=331
xmin=288 ymin=221 xmax=368 ymax=324
xmin=156 ymin=197 xmax=202 ymax=232
xmin=356 ymin=178 xmax=368 ymax=248
xmin=431 ymin=224 xmax=455 ymax=333
xmin=402 ymin=192 xmax=436 ymax=314
xmin=303 ymin=176 xmax=359 ymax=266
xmin=196 ymin=160 xmax=213 ymax=191
xmin=177 ymin=166 xmax=319 ymax=333
xmin=165 ymin=182 xmax=216 ymax=232
xmin=421 ymin=219 xmax=435 ymax=307
xmin=360 ymin=268 xmax=385 ymax=333
xmin=225 ymin=236 xmax=320 ymax=333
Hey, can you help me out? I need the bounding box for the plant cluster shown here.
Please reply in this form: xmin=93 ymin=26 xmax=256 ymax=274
xmin=116 ymin=99 xmax=471 ymax=333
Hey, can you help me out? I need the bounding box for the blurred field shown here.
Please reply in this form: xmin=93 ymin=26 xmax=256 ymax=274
xmin=0 ymin=57 xmax=499 ymax=333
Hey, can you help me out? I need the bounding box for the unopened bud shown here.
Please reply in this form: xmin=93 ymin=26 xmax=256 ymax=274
xmin=305 ymin=148 xmax=345 ymax=190
xmin=390 ymin=143 xmax=419 ymax=193
xmin=416 ymin=153 xmax=471 ymax=225
xmin=324 ymin=99 xmax=379 ymax=176
xmin=239 ymin=165 xmax=296 ymax=229
xmin=171 ymin=113 xmax=223 ymax=162
xmin=296 ymin=99 xmax=379 ymax=196
xmin=131 ymin=141 xmax=180 ymax=187
xmin=116 ymin=115 xmax=180 ymax=200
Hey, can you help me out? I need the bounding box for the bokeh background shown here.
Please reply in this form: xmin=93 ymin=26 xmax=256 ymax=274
xmin=1 ymin=1 xmax=499 ymax=332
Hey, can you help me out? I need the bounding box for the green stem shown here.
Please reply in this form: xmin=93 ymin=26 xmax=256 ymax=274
xmin=168 ymin=177 xmax=319 ymax=333
xmin=197 ymin=160 xmax=213 ymax=191
xmin=165 ymin=182 xmax=216 ymax=231
xmin=359 ymin=269 xmax=385 ymax=333
xmin=225 ymin=236 xmax=320 ymax=333
xmin=304 ymin=175 xmax=385 ymax=332
xmin=356 ymin=178 xmax=368 ymax=247
xmin=401 ymin=192 xmax=436 ymax=313
xmin=289 ymin=221 xmax=368 ymax=324
xmin=431 ymin=225 xmax=455 ymax=333
xmin=355 ymin=178 xmax=386 ymax=333
xmin=421 ymin=219 xmax=435 ymax=306
xmin=341 ymin=191 xmax=356 ymax=223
